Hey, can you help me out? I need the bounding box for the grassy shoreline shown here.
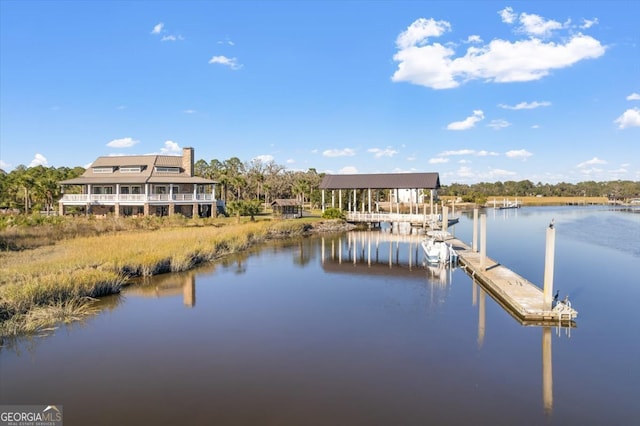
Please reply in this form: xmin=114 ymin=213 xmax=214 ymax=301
xmin=0 ymin=216 xmax=350 ymax=338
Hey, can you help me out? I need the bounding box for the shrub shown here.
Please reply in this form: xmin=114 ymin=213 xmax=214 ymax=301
xmin=322 ymin=208 xmax=345 ymax=220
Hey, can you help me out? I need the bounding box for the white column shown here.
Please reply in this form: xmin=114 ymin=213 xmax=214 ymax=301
xmin=480 ymin=214 xmax=487 ymax=270
xmin=472 ymin=208 xmax=479 ymax=252
xmin=543 ymin=226 xmax=556 ymax=309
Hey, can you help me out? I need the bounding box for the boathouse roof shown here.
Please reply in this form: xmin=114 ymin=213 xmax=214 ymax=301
xmin=319 ymin=173 xmax=440 ymax=190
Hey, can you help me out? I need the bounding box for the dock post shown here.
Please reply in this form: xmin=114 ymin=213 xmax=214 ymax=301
xmin=480 ymin=213 xmax=487 ymax=270
xmin=442 ymin=206 xmax=448 ymax=233
xmin=543 ymin=225 xmax=556 ymax=308
xmin=472 ymin=208 xmax=478 ymax=252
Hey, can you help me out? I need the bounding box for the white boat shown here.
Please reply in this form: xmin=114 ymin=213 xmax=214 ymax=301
xmin=421 ymin=238 xmax=458 ymax=265
xmin=494 ymin=198 xmax=521 ymax=209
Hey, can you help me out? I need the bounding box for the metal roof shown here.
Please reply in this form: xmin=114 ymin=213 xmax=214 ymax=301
xmin=271 ymin=199 xmax=301 ymax=206
xmin=60 ymin=154 xmax=216 ymax=185
xmin=319 ymin=173 xmax=440 ymax=190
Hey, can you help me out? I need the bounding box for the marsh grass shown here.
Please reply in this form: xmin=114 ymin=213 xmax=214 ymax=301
xmin=0 ymin=216 xmax=322 ymax=337
xmin=0 ymin=297 xmax=100 ymax=339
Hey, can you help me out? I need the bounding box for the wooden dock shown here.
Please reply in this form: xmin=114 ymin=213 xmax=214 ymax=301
xmin=448 ymin=237 xmax=577 ymax=324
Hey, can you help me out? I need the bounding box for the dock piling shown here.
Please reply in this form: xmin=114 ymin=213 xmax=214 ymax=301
xmin=543 ymin=225 xmax=556 ymax=309
xmin=472 ymin=208 xmax=478 ymax=252
xmin=480 ymin=213 xmax=487 ymax=270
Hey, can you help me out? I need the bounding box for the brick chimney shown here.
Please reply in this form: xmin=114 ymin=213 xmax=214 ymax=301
xmin=182 ymin=147 xmax=194 ymax=176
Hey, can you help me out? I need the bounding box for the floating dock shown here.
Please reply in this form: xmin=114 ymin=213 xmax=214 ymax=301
xmin=448 ymin=237 xmax=577 ymax=324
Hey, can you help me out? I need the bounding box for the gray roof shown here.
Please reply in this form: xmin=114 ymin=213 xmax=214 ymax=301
xmin=59 ymin=154 xmax=216 ymax=185
xmin=319 ymin=173 xmax=440 ymax=190
xmin=271 ymin=199 xmax=301 ymax=206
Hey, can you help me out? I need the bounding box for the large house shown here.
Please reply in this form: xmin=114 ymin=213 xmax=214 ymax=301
xmin=58 ymin=147 xmax=218 ymax=217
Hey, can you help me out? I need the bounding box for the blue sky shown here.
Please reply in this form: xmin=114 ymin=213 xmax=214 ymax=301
xmin=1 ymin=1 xmax=638 ymax=184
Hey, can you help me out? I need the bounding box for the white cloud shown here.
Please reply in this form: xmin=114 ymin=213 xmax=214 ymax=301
xmin=439 ymin=149 xmax=475 ymax=156
xmin=447 ymin=110 xmax=484 ymax=130
xmin=286 ymin=158 xmax=295 ymax=164
xmin=467 ymin=35 xmax=483 ymax=44
xmin=476 ymin=150 xmax=500 ymax=156
xmin=395 ymin=18 xmax=451 ymax=50
xmin=614 ymin=108 xmax=640 ymax=129
xmin=487 ymin=119 xmax=511 ymax=130
xmin=392 ymin=11 xmax=605 ymax=89
xmin=488 ymin=168 xmax=517 ymax=178
xmin=311 ymin=149 xmax=318 ymax=154
xmin=406 ymin=154 xmax=417 ymax=161
xmin=429 ymin=157 xmax=450 ymax=164
xmin=581 ymin=18 xmax=599 ymax=29
xmin=456 ymin=166 xmax=475 ymax=178
xmin=151 ymin=22 xmax=164 ymax=35
xmin=499 ymin=101 xmax=551 ymax=110
xmin=161 ymin=34 xmax=184 ymax=42
xmin=498 ymin=7 xmax=517 ymax=24
xmin=517 ymin=12 xmax=565 ymax=37
xmin=368 ymin=147 xmax=398 ymax=158
xmin=29 ymin=153 xmax=48 ymax=167
xmin=116 ymin=105 xmax=127 ymax=110
xmin=505 ymin=149 xmax=533 ymax=160
xmin=160 ymin=140 xmax=181 ymax=155
xmin=253 ymin=154 xmax=274 ymax=163
xmin=323 ymin=148 xmax=355 ymax=157
xmin=340 ymin=166 xmax=358 ymax=174
xmin=531 ymin=124 xmax=541 ymax=129
xmin=107 ymin=137 xmax=139 ymax=148
xmin=579 ymin=167 xmax=604 ymax=176
xmin=626 ymin=93 xmax=640 ymax=101
xmin=459 ymin=159 xmax=471 ymax=164
xmin=577 ymin=157 xmax=607 ymax=168
xmin=208 ymin=55 xmax=242 ymax=70
xmin=0 ymin=159 xmax=10 ymax=169
xmin=183 ymin=109 xmax=197 ymax=114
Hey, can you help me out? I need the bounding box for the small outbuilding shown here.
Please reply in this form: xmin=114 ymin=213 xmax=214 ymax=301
xmin=271 ymin=199 xmax=302 ymax=219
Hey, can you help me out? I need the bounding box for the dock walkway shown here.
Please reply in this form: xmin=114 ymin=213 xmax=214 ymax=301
xmin=448 ymin=237 xmax=577 ymax=323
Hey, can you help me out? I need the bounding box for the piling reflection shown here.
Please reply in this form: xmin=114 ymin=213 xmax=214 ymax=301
xmin=471 ymin=279 xmax=574 ymax=417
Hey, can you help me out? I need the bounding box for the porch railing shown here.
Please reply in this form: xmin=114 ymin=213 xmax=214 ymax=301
xmin=60 ymin=194 xmax=215 ymax=203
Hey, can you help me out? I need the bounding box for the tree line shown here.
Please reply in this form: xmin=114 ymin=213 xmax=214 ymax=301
xmin=1 ymin=157 xmax=639 ymax=214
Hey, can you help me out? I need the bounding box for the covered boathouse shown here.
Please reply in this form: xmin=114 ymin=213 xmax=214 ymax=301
xmin=318 ymin=172 xmax=442 ymax=225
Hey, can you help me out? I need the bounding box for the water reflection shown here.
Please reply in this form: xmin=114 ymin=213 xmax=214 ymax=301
xmin=471 ymin=278 xmax=567 ymax=417
xmin=128 ymin=272 xmax=197 ymax=307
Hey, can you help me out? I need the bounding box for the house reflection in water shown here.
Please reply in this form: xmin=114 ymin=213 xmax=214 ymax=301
xmin=127 ymin=272 xmax=197 ymax=307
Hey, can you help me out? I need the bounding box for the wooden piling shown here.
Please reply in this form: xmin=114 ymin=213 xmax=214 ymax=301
xmin=472 ymin=208 xmax=478 ymax=252
xmin=480 ymin=213 xmax=487 ymax=270
xmin=543 ymin=226 xmax=555 ymax=309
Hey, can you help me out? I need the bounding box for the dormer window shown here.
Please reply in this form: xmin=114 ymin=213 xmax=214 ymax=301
xmin=120 ymin=166 xmax=142 ymax=173
xmin=93 ymin=167 xmax=114 ymax=174
xmin=154 ymin=166 xmax=180 ymax=173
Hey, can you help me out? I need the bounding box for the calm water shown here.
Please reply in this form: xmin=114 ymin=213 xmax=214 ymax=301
xmin=1 ymin=206 xmax=639 ymax=425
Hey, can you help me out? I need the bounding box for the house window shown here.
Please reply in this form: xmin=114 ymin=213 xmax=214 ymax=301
xmin=154 ymin=167 xmax=180 ymax=173
xmin=120 ymin=166 xmax=142 ymax=173
xmin=93 ymin=167 xmax=114 ymax=174
xmin=154 ymin=186 xmax=167 ymax=194
xmin=93 ymin=186 xmax=114 ymax=194
xmin=131 ymin=186 xmax=141 ymax=194
xmin=121 ymin=186 xmax=130 ymax=195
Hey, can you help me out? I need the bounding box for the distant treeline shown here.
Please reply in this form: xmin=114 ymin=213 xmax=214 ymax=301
xmin=1 ymin=158 xmax=638 ymax=213
xmin=439 ymin=180 xmax=640 ymax=204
